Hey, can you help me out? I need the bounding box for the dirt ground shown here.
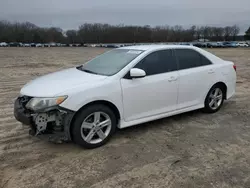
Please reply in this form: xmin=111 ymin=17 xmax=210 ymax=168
xmin=0 ymin=47 xmax=250 ymax=188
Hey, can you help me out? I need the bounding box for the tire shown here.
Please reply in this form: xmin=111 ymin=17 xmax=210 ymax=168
xmin=203 ymin=84 xmax=225 ymax=113
xmin=71 ymin=104 xmax=117 ymax=149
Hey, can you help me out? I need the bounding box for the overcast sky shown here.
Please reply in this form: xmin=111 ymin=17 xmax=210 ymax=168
xmin=1 ymin=0 xmax=249 ymax=33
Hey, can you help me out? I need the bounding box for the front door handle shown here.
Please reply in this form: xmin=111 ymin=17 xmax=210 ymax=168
xmin=168 ymin=76 xmax=178 ymax=82
xmin=208 ymin=69 xmax=215 ymax=74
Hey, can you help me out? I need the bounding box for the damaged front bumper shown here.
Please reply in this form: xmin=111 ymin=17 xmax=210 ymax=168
xmin=14 ymin=96 xmax=75 ymax=143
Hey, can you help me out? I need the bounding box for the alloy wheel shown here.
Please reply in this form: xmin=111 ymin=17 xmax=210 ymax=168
xmin=208 ymin=88 xmax=223 ymax=110
xmin=80 ymin=112 xmax=112 ymax=144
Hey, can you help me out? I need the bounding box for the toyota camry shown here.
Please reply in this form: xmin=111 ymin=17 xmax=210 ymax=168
xmin=14 ymin=45 xmax=236 ymax=148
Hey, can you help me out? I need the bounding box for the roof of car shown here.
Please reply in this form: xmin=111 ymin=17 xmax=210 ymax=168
xmin=120 ymin=44 xmax=196 ymax=51
xmin=120 ymin=44 xmax=223 ymax=63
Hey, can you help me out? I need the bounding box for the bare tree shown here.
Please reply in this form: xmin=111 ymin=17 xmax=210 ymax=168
xmin=66 ymin=30 xmax=78 ymax=44
xmin=231 ymin=25 xmax=240 ymax=41
xmin=245 ymin=27 xmax=250 ymax=40
xmin=0 ymin=20 xmax=242 ymax=44
xmin=212 ymin=27 xmax=224 ymax=41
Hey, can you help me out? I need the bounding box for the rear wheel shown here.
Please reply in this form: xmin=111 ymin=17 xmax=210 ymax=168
xmin=203 ymin=85 xmax=225 ymax=113
xmin=71 ymin=104 xmax=116 ymax=149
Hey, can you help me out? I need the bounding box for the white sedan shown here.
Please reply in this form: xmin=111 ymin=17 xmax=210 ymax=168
xmin=0 ymin=42 xmax=8 ymax=47
xmin=14 ymin=45 xmax=236 ymax=148
xmin=236 ymin=42 xmax=249 ymax=47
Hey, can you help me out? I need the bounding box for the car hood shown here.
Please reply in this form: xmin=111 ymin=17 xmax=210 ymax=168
xmin=20 ymin=68 xmax=107 ymax=97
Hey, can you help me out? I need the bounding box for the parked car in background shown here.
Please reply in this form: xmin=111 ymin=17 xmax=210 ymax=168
xmin=230 ymin=42 xmax=238 ymax=47
xmin=101 ymin=44 xmax=108 ymax=47
xmin=236 ymin=42 xmax=249 ymax=47
xmin=43 ymin=43 xmax=50 ymax=47
xmin=223 ymin=42 xmax=237 ymax=48
xmin=179 ymin=42 xmax=192 ymax=46
xmin=30 ymin=43 xmax=36 ymax=47
xmin=206 ymin=42 xmax=219 ymax=48
xmin=49 ymin=43 xmax=57 ymax=47
xmin=216 ymin=42 xmax=225 ymax=48
xmin=106 ymin=44 xmax=117 ymax=48
xmin=114 ymin=44 xmax=122 ymax=48
xmin=14 ymin=45 xmax=236 ymax=149
xmin=0 ymin=42 xmax=8 ymax=47
xmin=36 ymin=43 xmax=43 ymax=47
xmin=71 ymin=43 xmax=81 ymax=47
xmin=193 ymin=42 xmax=207 ymax=48
xmin=23 ymin=43 xmax=31 ymax=47
xmin=9 ymin=42 xmax=22 ymax=47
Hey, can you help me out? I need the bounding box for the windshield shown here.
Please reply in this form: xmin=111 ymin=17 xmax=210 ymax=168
xmin=77 ymin=49 xmax=143 ymax=76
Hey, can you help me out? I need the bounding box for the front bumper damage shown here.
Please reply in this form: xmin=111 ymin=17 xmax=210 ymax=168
xmin=14 ymin=96 xmax=75 ymax=143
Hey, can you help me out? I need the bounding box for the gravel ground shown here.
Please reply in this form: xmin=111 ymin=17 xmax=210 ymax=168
xmin=0 ymin=47 xmax=250 ymax=188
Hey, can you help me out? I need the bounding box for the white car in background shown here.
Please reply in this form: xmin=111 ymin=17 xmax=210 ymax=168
xmin=23 ymin=43 xmax=31 ymax=47
xmin=0 ymin=42 xmax=8 ymax=47
xmin=236 ymin=42 xmax=249 ymax=47
xmin=36 ymin=43 xmax=43 ymax=47
xmin=49 ymin=42 xmax=57 ymax=47
xmin=14 ymin=45 xmax=236 ymax=148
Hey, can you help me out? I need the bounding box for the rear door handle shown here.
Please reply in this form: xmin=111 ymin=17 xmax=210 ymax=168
xmin=168 ymin=76 xmax=178 ymax=82
xmin=208 ymin=69 xmax=214 ymax=74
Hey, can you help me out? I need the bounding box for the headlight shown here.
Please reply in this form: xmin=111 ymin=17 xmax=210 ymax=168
xmin=26 ymin=96 xmax=67 ymax=111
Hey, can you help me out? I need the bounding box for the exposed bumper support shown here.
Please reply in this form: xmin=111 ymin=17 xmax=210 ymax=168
xmin=14 ymin=97 xmax=75 ymax=143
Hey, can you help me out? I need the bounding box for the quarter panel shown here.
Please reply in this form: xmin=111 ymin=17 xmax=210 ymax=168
xmin=219 ymin=62 xmax=236 ymax=99
xmin=177 ymin=65 xmax=219 ymax=109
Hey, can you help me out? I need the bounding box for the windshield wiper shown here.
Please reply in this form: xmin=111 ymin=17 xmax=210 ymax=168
xmin=82 ymin=69 xmax=99 ymax=74
xmin=76 ymin=66 xmax=99 ymax=75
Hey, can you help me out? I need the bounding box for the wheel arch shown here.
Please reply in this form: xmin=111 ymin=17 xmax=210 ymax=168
xmin=69 ymin=100 xmax=121 ymax=139
xmin=209 ymin=82 xmax=227 ymax=99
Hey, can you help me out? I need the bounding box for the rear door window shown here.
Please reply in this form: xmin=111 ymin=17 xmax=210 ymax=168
xmin=175 ymin=49 xmax=211 ymax=70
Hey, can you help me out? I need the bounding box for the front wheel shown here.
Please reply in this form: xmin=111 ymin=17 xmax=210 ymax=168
xmin=203 ymin=85 xmax=225 ymax=113
xmin=71 ymin=104 xmax=117 ymax=149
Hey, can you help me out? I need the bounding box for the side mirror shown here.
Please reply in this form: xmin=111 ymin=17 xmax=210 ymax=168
xmin=130 ymin=68 xmax=146 ymax=78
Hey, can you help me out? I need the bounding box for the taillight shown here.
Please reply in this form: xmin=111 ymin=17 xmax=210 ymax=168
xmin=233 ymin=65 xmax=236 ymax=71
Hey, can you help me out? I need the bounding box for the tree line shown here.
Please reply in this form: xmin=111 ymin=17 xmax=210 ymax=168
xmin=0 ymin=20 xmax=249 ymax=44
xmin=0 ymin=21 xmax=65 ymax=43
